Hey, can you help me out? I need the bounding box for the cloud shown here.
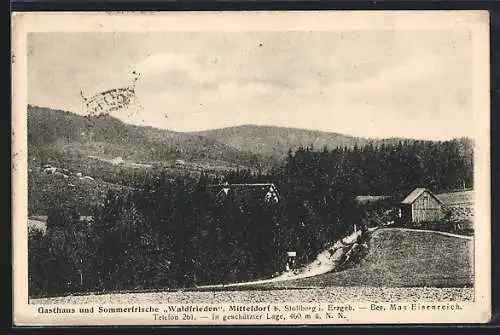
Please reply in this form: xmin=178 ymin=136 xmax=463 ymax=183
xmin=204 ymin=80 xmax=288 ymax=101
xmin=134 ymin=52 xmax=202 ymax=79
xmin=129 ymin=50 xmax=471 ymax=139
xmin=27 ymin=32 xmax=473 ymax=139
xmin=326 ymin=52 xmax=469 ymax=111
xmin=333 ymin=54 xmax=441 ymax=95
xmin=133 ymin=52 xmax=211 ymax=96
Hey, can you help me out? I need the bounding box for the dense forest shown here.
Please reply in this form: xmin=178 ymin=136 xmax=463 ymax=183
xmin=28 ymin=139 xmax=473 ymax=297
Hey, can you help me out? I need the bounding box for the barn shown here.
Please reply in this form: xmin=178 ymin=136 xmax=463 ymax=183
xmin=400 ymin=188 xmax=445 ymax=223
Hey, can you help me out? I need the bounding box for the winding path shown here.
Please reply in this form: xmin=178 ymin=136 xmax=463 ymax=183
xmin=381 ymin=227 xmax=473 ymax=240
xmin=196 ymin=227 xmax=472 ymax=288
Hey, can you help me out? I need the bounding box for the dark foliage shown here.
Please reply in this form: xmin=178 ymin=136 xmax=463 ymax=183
xmin=28 ymin=138 xmax=473 ymax=297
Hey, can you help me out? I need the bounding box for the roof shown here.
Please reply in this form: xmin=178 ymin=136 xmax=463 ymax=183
xmin=29 ymin=215 xmax=48 ymax=222
xmin=401 ymin=188 xmax=444 ymax=205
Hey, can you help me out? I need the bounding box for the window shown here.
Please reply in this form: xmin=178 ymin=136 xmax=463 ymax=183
xmin=422 ymin=194 xmax=429 ymax=207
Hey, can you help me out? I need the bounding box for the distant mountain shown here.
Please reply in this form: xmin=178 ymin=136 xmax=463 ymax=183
xmin=194 ymin=125 xmax=396 ymax=158
xmin=28 ymin=105 xmax=474 ymax=173
xmin=27 ymin=105 xmax=263 ymax=170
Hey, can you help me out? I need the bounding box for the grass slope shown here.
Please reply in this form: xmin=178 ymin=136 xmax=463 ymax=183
xmin=265 ymin=228 xmax=474 ymax=288
xmin=437 ymin=190 xmax=473 ymax=206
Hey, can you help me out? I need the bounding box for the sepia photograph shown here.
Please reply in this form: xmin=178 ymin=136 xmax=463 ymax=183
xmin=12 ymin=11 xmax=491 ymax=325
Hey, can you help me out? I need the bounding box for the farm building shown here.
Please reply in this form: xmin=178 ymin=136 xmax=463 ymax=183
xmin=400 ymin=188 xmax=445 ymax=223
xmin=28 ymin=219 xmax=47 ymax=235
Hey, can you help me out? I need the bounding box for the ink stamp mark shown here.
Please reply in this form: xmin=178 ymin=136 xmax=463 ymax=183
xmin=80 ymin=71 xmax=142 ymax=120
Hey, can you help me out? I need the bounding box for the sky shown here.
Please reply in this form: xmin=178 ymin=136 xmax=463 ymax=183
xmin=27 ymin=30 xmax=473 ymax=140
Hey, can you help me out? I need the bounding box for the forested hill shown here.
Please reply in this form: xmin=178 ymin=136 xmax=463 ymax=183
xmin=279 ymin=141 xmax=474 ymax=196
xmin=28 ymin=105 xmax=474 ymax=297
xmin=196 ymin=125 xmax=474 ymax=194
xmin=27 ymin=105 xmax=263 ymax=170
xmin=192 ymin=125 xmax=465 ymax=158
xmin=29 ymin=106 xmax=394 ymax=170
xmin=28 ymin=104 xmax=473 ymax=177
xmin=194 ymin=125 xmax=381 ymax=158
xmin=28 ymin=135 xmax=475 ymax=296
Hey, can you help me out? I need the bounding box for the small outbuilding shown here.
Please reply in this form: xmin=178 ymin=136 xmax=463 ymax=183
xmin=400 ymin=188 xmax=445 ymax=223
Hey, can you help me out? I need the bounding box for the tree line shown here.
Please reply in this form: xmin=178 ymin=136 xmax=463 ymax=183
xmin=28 ymin=139 xmax=473 ymax=297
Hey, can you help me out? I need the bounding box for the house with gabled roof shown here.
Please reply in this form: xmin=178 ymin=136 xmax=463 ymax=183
xmin=400 ymin=188 xmax=445 ymax=223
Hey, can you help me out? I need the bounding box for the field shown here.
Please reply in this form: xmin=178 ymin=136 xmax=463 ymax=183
xmin=437 ymin=190 xmax=473 ymax=206
xmin=30 ymin=287 xmax=473 ymax=305
xmin=261 ymin=228 xmax=474 ymax=289
xmin=437 ymin=190 xmax=474 ymax=224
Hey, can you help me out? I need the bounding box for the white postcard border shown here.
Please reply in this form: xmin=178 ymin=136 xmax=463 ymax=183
xmin=11 ymin=10 xmax=491 ymax=326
